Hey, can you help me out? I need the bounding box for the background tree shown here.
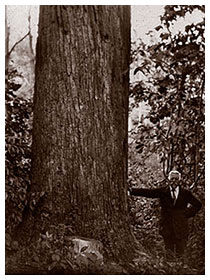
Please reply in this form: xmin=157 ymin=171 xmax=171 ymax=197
xmin=5 ymin=6 xmax=10 ymax=70
xmin=5 ymin=6 xmax=34 ymax=244
xmin=22 ymin=5 xmax=135 ymax=260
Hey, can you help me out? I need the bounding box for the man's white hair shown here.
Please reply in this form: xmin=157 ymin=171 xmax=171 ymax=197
xmin=168 ymin=170 xmax=181 ymax=180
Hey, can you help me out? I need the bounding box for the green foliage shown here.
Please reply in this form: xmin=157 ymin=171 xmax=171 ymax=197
xmin=130 ymin=5 xmax=205 ymax=184
xmin=5 ymin=68 xmax=33 ymax=233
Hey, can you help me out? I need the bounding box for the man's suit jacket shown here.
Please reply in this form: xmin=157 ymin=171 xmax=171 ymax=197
xmin=130 ymin=186 xmax=202 ymax=239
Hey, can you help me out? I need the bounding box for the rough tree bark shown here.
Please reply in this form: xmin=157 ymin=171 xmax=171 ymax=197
xmin=28 ymin=5 xmax=135 ymax=260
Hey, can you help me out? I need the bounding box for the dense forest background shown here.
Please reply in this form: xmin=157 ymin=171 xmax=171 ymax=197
xmin=5 ymin=5 xmax=205 ymax=275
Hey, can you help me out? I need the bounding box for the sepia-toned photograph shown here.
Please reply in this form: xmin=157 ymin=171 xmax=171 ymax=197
xmin=5 ymin=4 xmax=205 ymax=275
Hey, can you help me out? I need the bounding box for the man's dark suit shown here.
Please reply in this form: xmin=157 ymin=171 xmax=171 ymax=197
xmin=130 ymin=185 xmax=201 ymax=256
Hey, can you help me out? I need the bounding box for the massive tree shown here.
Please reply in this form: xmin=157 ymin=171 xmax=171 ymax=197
xmin=30 ymin=5 xmax=135 ymax=259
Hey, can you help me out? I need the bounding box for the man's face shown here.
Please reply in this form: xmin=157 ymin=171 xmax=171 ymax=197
xmin=169 ymin=173 xmax=180 ymax=188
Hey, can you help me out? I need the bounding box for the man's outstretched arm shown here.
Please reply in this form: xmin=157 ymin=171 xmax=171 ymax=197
xmin=129 ymin=187 xmax=163 ymax=198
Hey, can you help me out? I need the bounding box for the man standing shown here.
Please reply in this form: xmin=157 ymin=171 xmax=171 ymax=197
xmin=129 ymin=170 xmax=202 ymax=258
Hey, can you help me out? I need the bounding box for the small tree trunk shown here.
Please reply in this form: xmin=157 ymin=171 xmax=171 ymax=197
xmin=5 ymin=6 xmax=10 ymax=70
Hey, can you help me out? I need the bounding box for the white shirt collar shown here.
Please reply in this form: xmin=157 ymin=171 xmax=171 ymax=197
xmin=170 ymin=186 xmax=179 ymax=199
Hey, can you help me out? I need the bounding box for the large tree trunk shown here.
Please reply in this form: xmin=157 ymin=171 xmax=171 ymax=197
xmin=30 ymin=5 xmax=135 ymax=260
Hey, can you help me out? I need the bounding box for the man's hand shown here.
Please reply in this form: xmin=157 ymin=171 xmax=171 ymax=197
xmin=127 ymin=187 xmax=132 ymax=196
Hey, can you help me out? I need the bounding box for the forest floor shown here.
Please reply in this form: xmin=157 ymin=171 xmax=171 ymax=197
xmin=5 ymin=246 xmax=204 ymax=275
xmin=5 ymin=216 xmax=205 ymax=275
